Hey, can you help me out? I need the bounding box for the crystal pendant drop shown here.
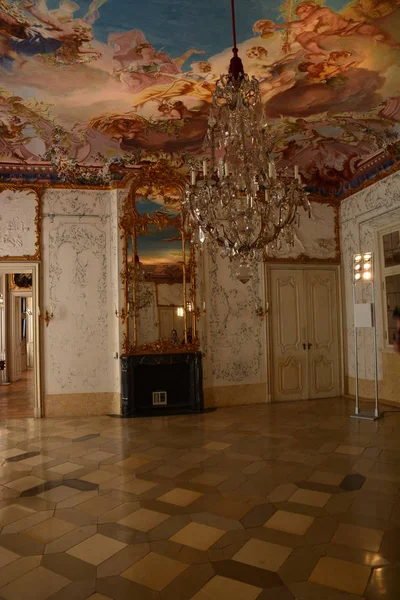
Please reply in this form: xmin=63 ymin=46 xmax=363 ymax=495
xmin=236 ymin=261 xmax=251 ymax=284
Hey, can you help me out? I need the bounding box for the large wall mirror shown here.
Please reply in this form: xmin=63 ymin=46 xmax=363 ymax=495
xmin=119 ymin=163 xmax=198 ymax=354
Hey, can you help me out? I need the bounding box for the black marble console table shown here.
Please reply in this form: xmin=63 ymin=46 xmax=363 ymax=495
xmin=120 ymin=352 xmax=204 ymax=418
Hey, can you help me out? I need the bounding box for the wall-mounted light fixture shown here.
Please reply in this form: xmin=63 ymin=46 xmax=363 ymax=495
xmin=176 ymin=307 xmax=184 ymax=317
xmin=115 ymin=304 xmax=128 ymax=323
xmin=39 ymin=305 xmax=54 ymax=327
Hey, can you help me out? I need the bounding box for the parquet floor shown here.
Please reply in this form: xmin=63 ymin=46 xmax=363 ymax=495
xmin=0 ymin=369 xmax=35 ymax=418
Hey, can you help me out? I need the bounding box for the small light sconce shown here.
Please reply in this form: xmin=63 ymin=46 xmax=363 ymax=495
xmin=39 ymin=305 xmax=54 ymax=327
xmin=115 ymin=303 xmax=129 ymax=323
xmin=176 ymin=307 xmax=184 ymax=317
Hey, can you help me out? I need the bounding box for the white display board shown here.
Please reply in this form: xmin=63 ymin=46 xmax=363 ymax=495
xmin=354 ymin=303 xmax=373 ymax=328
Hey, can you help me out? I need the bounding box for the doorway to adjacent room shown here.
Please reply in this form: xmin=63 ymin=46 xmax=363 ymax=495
xmin=0 ymin=264 xmax=41 ymax=418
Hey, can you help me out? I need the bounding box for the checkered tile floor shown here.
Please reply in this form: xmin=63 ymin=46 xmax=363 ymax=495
xmin=0 ymin=398 xmax=398 ymax=599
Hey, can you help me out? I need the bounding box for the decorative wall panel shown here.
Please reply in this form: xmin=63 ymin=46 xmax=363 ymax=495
xmin=267 ymin=202 xmax=339 ymax=263
xmin=202 ymin=252 xmax=265 ymax=387
xmin=42 ymin=188 xmax=119 ymax=398
xmin=0 ymin=188 xmax=41 ymax=260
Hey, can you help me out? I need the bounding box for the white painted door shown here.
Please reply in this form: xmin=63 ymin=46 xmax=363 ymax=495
xmin=270 ymin=270 xmax=309 ymax=401
xmin=270 ymin=268 xmax=340 ymax=401
xmin=305 ymin=270 xmax=340 ymax=399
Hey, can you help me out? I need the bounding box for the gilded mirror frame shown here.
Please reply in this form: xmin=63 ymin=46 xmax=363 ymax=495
xmin=0 ymin=185 xmax=43 ymax=261
xmin=119 ymin=162 xmax=199 ymax=354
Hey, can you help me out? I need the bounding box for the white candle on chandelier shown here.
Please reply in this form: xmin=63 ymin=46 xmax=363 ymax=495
xmin=272 ymin=163 xmax=277 ymax=179
xmin=203 ymin=160 xmax=207 ymax=178
xmin=50 ymin=305 xmax=53 ymax=315
xmin=191 ymin=168 xmax=196 ymax=186
xmin=224 ymin=162 xmax=229 ymax=178
xmin=294 ymin=165 xmax=299 ymax=179
xmin=268 ymin=162 xmax=273 ymax=178
xmin=218 ymin=158 xmax=224 ymax=178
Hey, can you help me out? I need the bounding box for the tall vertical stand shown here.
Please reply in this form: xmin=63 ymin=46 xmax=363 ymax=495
xmin=351 ymin=251 xmax=381 ymax=421
xmin=371 ymin=279 xmax=379 ymax=419
xmin=353 ymin=281 xmax=359 ymax=416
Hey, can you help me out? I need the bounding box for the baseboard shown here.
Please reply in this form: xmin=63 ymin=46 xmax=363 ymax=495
xmin=44 ymin=392 xmax=121 ymax=417
xmin=203 ymin=382 xmax=267 ymax=408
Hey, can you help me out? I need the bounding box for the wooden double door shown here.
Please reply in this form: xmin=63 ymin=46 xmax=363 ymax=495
xmin=269 ymin=268 xmax=341 ymax=401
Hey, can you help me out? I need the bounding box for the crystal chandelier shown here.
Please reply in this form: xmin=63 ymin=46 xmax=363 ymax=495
xmin=184 ymin=0 xmax=310 ymax=282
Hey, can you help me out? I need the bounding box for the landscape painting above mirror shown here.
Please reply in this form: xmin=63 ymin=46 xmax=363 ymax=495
xmin=1 ymin=0 xmax=400 ymax=198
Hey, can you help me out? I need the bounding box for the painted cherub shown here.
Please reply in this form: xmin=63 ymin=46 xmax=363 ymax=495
xmin=111 ymin=29 xmax=204 ymax=93
xmin=298 ymin=50 xmax=357 ymax=82
xmin=254 ymin=1 xmax=400 ymax=58
xmin=0 ymin=113 xmax=34 ymax=160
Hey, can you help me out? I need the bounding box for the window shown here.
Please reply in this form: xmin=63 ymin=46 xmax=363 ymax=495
xmin=381 ymin=229 xmax=400 ymax=346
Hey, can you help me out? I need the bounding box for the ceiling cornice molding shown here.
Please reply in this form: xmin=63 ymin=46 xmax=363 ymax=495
xmin=1 ymin=156 xmax=400 ymax=200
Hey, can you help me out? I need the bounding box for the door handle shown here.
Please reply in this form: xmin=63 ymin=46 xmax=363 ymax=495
xmin=303 ymin=343 xmax=306 ymax=350
xmin=308 ymin=343 xmax=312 ymax=350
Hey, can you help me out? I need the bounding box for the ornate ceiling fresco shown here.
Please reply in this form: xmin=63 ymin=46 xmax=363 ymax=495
xmin=1 ymin=0 xmax=400 ymax=198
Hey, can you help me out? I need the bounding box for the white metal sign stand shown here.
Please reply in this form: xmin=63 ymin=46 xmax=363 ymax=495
xmin=351 ymin=252 xmax=381 ymax=421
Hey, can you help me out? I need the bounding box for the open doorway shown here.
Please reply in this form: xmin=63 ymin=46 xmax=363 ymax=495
xmin=0 ymin=265 xmax=41 ymax=418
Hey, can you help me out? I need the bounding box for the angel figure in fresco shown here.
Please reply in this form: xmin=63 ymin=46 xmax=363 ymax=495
xmin=298 ymin=50 xmax=358 ymax=83
xmin=129 ymin=78 xmax=215 ymax=111
xmin=344 ymin=0 xmax=400 ymax=21
xmin=110 ymin=29 xmax=205 ymax=93
xmin=89 ymin=102 xmax=209 ymax=154
xmin=155 ymin=100 xmax=192 ymax=121
xmin=0 ymin=113 xmax=34 ymax=161
xmin=189 ymin=60 xmax=216 ymax=81
xmin=254 ymin=1 xmax=400 ymax=58
xmin=0 ymin=90 xmax=88 ymax=161
xmin=243 ymin=51 xmax=298 ymax=100
xmin=1 ymin=0 xmax=102 ymax=67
